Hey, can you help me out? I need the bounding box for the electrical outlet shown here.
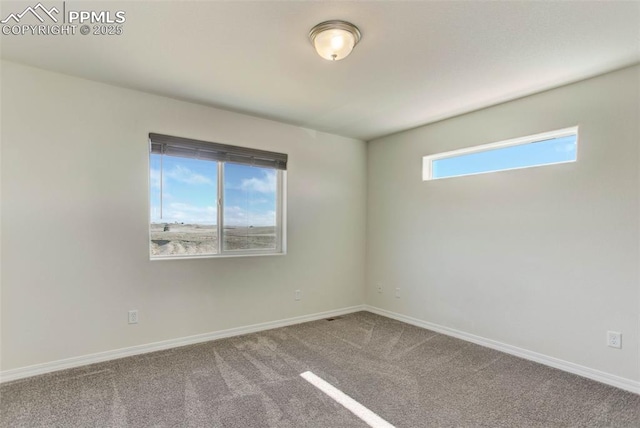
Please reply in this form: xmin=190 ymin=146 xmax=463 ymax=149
xmin=607 ymin=331 xmax=621 ymax=349
xmin=395 ymin=287 xmax=400 ymax=298
xmin=128 ymin=310 xmax=139 ymax=324
xmin=295 ymin=289 xmax=302 ymax=301
xmin=377 ymin=284 xmax=383 ymax=293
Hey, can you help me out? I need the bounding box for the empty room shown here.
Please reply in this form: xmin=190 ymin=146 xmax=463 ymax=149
xmin=0 ymin=1 xmax=638 ymax=427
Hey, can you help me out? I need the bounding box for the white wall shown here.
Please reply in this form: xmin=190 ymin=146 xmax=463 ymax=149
xmin=2 ymin=60 xmax=638 ymax=388
xmin=0 ymin=61 xmax=366 ymax=371
xmin=366 ymin=65 xmax=640 ymax=382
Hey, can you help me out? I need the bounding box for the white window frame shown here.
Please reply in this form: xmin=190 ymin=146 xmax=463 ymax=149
xmin=149 ymin=135 xmax=287 ymax=261
xmin=216 ymin=162 xmax=287 ymax=258
xmin=422 ymin=126 xmax=579 ymax=181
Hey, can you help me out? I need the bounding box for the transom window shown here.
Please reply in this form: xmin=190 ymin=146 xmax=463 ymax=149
xmin=423 ymin=127 xmax=578 ymax=181
xmin=149 ymin=133 xmax=286 ymax=259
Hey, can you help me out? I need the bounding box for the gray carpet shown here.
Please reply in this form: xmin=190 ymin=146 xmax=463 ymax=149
xmin=1 ymin=312 xmax=638 ymax=427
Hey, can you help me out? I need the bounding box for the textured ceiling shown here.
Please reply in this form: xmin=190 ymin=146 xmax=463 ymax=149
xmin=1 ymin=1 xmax=638 ymax=140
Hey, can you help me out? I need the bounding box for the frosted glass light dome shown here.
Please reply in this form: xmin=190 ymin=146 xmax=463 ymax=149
xmin=309 ymin=21 xmax=361 ymax=61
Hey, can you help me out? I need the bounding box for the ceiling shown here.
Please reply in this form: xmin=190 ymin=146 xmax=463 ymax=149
xmin=1 ymin=1 xmax=638 ymax=141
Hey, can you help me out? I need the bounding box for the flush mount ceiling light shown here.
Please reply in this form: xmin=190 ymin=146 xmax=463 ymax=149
xmin=309 ymin=20 xmax=361 ymax=61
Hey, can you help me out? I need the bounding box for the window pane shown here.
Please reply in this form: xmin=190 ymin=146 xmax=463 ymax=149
xmin=149 ymin=154 xmax=218 ymax=257
xmin=430 ymin=134 xmax=577 ymax=180
xmin=223 ymin=163 xmax=277 ymax=251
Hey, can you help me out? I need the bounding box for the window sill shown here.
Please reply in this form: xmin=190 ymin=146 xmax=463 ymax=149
xmin=150 ymin=250 xmax=286 ymax=261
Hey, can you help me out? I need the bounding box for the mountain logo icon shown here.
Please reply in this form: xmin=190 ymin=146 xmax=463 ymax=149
xmin=1 ymin=3 xmax=60 ymax=24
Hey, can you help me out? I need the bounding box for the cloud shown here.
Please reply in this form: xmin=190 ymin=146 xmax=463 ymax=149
xmin=166 ymin=165 xmax=214 ymax=185
xmin=150 ymin=167 xmax=277 ymax=226
xmin=554 ymin=141 xmax=576 ymax=153
xmin=151 ymin=202 xmax=217 ymax=224
xmin=240 ymin=170 xmax=276 ymax=194
xmin=225 ymin=206 xmax=276 ymax=227
xmin=150 ymin=168 xmax=161 ymax=189
xmin=151 ymin=202 xmax=275 ymax=227
xmin=249 ymin=198 xmax=269 ymax=205
xmin=151 ymin=200 xmax=277 ymax=227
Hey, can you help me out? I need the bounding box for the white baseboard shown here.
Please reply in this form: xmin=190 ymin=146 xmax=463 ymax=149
xmin=364 ymin=305 xmax=640 ymax=395
xmin=0 ymin=305 xmax=366 ymax=383
xmin=4 ymin=304 xmax=638 ymax=395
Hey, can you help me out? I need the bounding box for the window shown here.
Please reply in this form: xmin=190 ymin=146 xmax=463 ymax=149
xmin=149 ymin=133 xmax=286 ymax=259
xmin=422 ymin=127 xmax=578 ymax=181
